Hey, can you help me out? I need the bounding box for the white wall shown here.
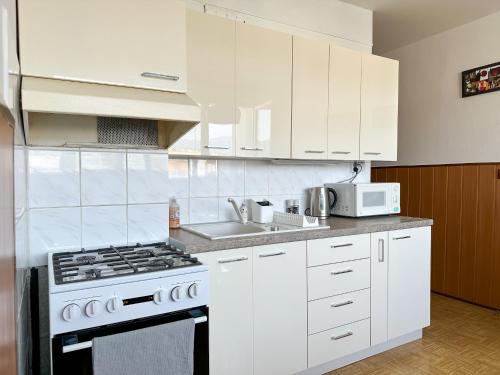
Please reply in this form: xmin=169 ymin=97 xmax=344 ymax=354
xmin=192 ymin=0 xmax=373 ymax=51
xmin=379 ymin=11 xmax=500 ymax=166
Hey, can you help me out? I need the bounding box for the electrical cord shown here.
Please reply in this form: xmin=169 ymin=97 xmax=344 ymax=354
xmin=335 ymin=161 xmax=363 ymax=183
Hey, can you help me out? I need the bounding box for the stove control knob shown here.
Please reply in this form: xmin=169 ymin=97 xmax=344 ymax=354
xmin=85 ymin=300 xmax=102 ymax=318
xmin=62 ymin=303 xmax=81 ymax=322
xmin=106 ymin=296 xmax=123 ymax=313
xmin=153 ymin=289 xmax=167 ymax=305
xmin=170 ymin=286 xmax=183 ymax=302
xmin=187 ymin=283 xmax=199 ymax=299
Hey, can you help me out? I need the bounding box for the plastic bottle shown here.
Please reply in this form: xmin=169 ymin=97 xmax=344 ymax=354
xmin=169 ymin=197 xmax=180 ymax=229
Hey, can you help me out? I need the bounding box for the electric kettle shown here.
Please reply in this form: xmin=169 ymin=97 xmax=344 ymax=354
xmin=305 ymin=187 xmax=337 ymax=218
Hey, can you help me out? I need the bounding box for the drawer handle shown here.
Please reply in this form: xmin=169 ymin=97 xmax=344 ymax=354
xmin=363 ymin=152 xmax=381 ymax=155
xmin=331 ymin=300 xmax=353 ymax=308
xmin=331 ymin=151 xmax=351 ymax=155
xmin=259 ymin=251 xmax=286 ymax=258
xmin=378 ymin=238 xmax=385 ymax=262
xmin=205 ymin=145 xmax=230 ymax=150
xmin=218 ymin=256 xmax=248 ymax=264
xmin=331 ymin=269 xmax=354 ymax=275
xmin=393 ymin=235 xmax=411 ymax=240
xmin=141 ymin=72 xmax=180 ymax=81
xmin=331 ymin=243 xmax=353 ymax=248
xmin=331 ymin=331 xmax=353 ymax=340
xmin=304 ymin=150 xmax=325 ymax=154
xmin=241 ymin=147 xmax=264 ymax=151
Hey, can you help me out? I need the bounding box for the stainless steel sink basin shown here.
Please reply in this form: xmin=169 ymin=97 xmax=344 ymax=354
xmin=181 ymin=221 xmax=329 ymax=240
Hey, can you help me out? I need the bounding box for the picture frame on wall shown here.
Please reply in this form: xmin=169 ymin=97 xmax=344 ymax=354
xmin=462 ymin=61 xmax=500 ymax=97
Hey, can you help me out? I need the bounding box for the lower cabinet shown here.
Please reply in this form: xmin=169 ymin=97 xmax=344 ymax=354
xmin=197 ymin=242 xmax=307 ymax=375
xmin=370 ymin=231 xmax=388 ymax=346
xmin=388 ymin=227 xmax=431 ymax=339
xmin=253 ymin=242 xmax=307 ymax=375
xmin=198 ymin=227 xmax=431 ymax=374
xmin=196 ymin=248 xmax=254 ymax=375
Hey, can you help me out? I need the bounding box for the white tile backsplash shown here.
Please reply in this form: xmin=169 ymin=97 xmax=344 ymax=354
xmin=127 ymin=152 xmax=169 ymax=204
xmin=128 ymin=204 xmax=169 ymax=244
xmin=14 ymin=147 xmax=27 ymax=219
xmin=218 ymin=160 xmax=245 ymax=197
xmin=81 ymin=151 xmax=126 ymax=206
xmin=82 ymin=205 xmax=127 ymax=248
xmin=189 ymin=159 xmax=218 ymax=197
xmin=24 ymin=146 xmax=370 ymax=265
xmin=28 ymin=149 xmax=80 ymax=208
xmin=29 ymin=207 xmax=81 ymax=266
xmin=189 ymin=197 xmax=219 ymax=224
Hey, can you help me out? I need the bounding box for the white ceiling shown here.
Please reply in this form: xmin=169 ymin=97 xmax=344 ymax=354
xmin=340 ymin=0 xmax=500 ymax=53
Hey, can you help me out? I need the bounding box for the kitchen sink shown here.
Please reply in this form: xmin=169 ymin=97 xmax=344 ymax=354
xmin=181 ymin=221 xmax=329 ymax=240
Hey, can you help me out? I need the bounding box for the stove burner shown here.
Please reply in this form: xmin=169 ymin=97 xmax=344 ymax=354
xmin=146 ymin=258 xmax=175 ymax=271
xmin=84 ymin=268 xmax=101 ymax=279
xmin=52 ymin=242 xmax=202 ymax=285
xmin=76 ymin=255 xmax=96 ymax=264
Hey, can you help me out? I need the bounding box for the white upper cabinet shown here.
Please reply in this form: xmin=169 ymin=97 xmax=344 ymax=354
xmin=196 ymin=249 xmax=254 ymax=375
xmin=292 ymin=36 xmax=329 ymax=159
xmin=235 ymin=23 xmax=292 ymax=159
xmin=169 ymin=10 xmax=235 ymax=156
xmin=253 ymin=242 xmax=307 ymax=375
xmin=18 ymin=0 xmax=187 ymax=92
xmin=388 ymin=227 xmax=431 ymax=340
xmin=328 ymin=46 xmax=361 ymax=160
xmin=360 ymin=54 xmax=399 ymax=161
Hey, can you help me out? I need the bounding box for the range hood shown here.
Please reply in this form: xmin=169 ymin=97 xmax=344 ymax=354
xmin=21 ymin=77 xmax=200 ymax=149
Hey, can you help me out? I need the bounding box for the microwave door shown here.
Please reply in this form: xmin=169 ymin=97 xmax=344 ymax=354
xmin=356 ymin=187 xmax=389 ymax=216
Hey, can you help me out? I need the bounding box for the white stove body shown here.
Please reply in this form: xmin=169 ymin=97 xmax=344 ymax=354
xmin=48 ymin=252 xmax=209 ymax=337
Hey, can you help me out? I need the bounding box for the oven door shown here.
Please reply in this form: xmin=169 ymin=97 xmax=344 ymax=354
xmin=356 ymin=185 xmax=393 ymax=216
xmin=51 ymin=307 xmax=208 ymax=375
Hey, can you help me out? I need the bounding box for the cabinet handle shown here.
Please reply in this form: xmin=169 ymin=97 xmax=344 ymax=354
xmin=218 ymin=256 xmax=248 ymax=264
xmin=378 ymin=238 xmax=385 ymax=262
xmin=141 ymin=72 xmax=180 ymax=81
xmin=331 ymin=269 xmax=353 ymax=275
xmin=331 ymin=300 xmax=353 ymax=308
xmin=304 ymin=150 xmax=325 ymax=154
xmin=331 ymin=243 xmax=353 ymax=248
xmin=331 ymin=151 xmax=351 ymax=155
xmin=205 ymin=145 xmax=230 ymax=150
xmin=331 ymin=331 xmax=353 ymax=340
xmin=363 ymin=152 xmax=382 ymax=155
xmin=241 ymin=147 xmax=264 ymax=151
xmin=259 ymin=251 xmax=286 ymax=258
xmin=393 ymin=235 xmax=411 ymax=240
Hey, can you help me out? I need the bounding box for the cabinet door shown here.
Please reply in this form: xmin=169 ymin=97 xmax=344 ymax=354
xmin=328 ymin=46 xmax=361 ymax=160
xmin=196 ymin=249 xmax=253 ymax=375
xmin=170 ymin=10 xmax=236 ymax=156
xmin=235 ymin=23 xmax=292 ymax=159
xmin=253 ymin=242 xmax=307 ymax=375
xmin=371 ymin=231 xmax=388 ymax=346
xmin=388 ymin=227 xmax=431 ymax=340
xmin=360 ymin=54 xmax=399 ymax=161
xmin=1 ymin=6 xmax=8 ymax=106
xmin=292 ymin=36 xmax=329 ymax=159
xmin=19 ymin=0 xmax=187 ymax=92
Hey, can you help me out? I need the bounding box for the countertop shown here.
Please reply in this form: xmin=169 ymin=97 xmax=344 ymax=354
xmin=170 ymin=216 xmax=433 ymax=254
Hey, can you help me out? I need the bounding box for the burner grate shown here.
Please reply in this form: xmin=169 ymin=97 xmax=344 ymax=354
xmin=52 ymin=243 xmax=200 ymax=285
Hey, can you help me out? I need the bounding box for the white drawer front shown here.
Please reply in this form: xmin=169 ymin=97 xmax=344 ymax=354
xmin=308 ymin=319 xmax=370 ymax=368
xmin=308 ymin=288 xmax=370 ymax=334
xmin=308 ymin=258 xmax=370 ymax=301
xmin=307 ymin=234 xmax=370 ymax=267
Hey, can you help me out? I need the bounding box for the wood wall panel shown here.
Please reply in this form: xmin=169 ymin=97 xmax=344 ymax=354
xmin=373 ymin=163 xmax=500 ymax=310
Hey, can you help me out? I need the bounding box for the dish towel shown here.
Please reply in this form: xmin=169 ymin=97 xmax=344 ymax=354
xmin=92 ymin=318 xmax=195 ymax=375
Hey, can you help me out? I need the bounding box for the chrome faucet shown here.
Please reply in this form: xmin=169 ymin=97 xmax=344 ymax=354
xmin=228 ymin=198 xmax=248 ymax=224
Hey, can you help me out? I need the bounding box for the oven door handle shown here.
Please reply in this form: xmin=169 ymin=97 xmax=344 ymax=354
xmin=61 ymin=315 xmax=208 ymax=353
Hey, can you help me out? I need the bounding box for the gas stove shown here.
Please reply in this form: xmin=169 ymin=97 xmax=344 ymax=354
xmin=48 ymin=242 xmax=208 ymax=337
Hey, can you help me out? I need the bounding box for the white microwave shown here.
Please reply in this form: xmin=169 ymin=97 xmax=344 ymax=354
xmin=325 ymin=183 xmax=400 ymax=217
